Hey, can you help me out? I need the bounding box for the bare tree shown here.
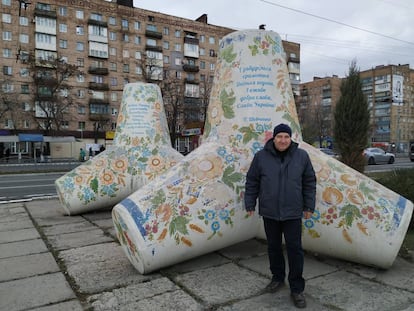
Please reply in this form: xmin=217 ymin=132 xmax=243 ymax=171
xmin=0 ymin=78 xmax=22 ymax=134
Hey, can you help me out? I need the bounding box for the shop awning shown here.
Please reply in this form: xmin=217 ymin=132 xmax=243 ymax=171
xmin=18 ymin=134 xmax=44 ymax=142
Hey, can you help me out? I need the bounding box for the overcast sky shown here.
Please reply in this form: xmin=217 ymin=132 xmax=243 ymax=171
xmin=132 ymin=0 xmax=414 ymax=82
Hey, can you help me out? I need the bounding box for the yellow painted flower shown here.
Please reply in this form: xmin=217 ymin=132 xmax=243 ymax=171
xmin=94 ymin=158 xmax=107 ymax=168
xmin=340 ymin=174 xmax=357 ymax=186
xmin=74 ymin=175 xmax=84 ymax=185
xmin=100 ymin=170 xmax=115 ymax=185
xmin=131 ymin=137 xmax=140 ymax=146
xmin=322 ymin=186 xmax=343 ymax=205
xmin=189 ymin=155 xmax=223 ymax=181
xmin=209 ymin=104 xmax=223 ymax=125
xmin=346 ymin=189 xmax=364 ymax=205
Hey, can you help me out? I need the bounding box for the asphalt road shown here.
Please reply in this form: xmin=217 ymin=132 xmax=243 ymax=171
xmin=0 ymin=158 xmax=412 ymax=203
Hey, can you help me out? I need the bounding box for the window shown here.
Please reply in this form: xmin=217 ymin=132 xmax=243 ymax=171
xmin=2 ymin=0 xmax=11 ymax=5
xmin=121 ymin=19 xmax=128 ymax=29
xmin=3 ymin=66 xmax=12 ymax=75
xmin=134 ymin=35 xmax=141 ymax=45
xmin=185 ymin=83 xmax=199 ymax=97
xmin=78 ymin=89 xmax=85 ymax=98
xmin=210 ymin=63 xmax=215 ymax=71
xmin=122 ymin=34 xmax=129 ymax=42
xmin=78 ymin=106 xmax=85 ymax=114
xmin=76 ymin=26 xmax=84 ymax=35
xmin=3 ymin=31 xmax=12 ymax=41
xmin=19 ymin=16 xmax=28 ymax=26
xmin=176 ymin=71 xmax=182 ymax=79
xmin=209 ymin=36 xmax=215 ymax=44
xmin=20 ymin=68 xmax=29 ymax=77
xmin=61 ymin=121 xmax=69 ymax=128
xmin=175 ymin=57 xmax=181 ymax=66
xmin=174 ymin=43 xmax=181 ymax=52
xmin=163 ymin=41 xmax=169 ymax=49
xmin=200 ymin=35 xmax=205 ymax=43
xmin=200 ymin=48 xmax=205 ymax=56
xmin=111 ymin=122 xmax=117 ymax=130
xmin=147 ymin=38 xmax=156 ymax=46
xmin=134 ymin=21 xmax=140 ymax=30
xmin=146 ymin=24 xmax=157 ymax=32
xmin=200 ymin=74 xmax=205 ymax=81
xmin=163 ymin=27 xmax=169 ymax=35
xmin=109 ymin=32 xmax=116 ymax=41
xmin=111 ymin=77 xmax=117 ymax=86
xmin=123 ymin=78 xmax=129 ymax=86
xmin=111 ymin=92 xmax=118 ymax=101
xmin=175 ymin=30 xmax=181 ymax=38
xmin=59 ymin=24 xmax=67 ymax=33
xmin=109 ymin=16 xmax=116 ymax=25
xmin=59 ymin=6 xmax=67 ymax=16
xmin=76 ymin=42 xmax=84 ymax=51
xmin=77 ymin=74 xmax=85 ymax=83
xmin=122 ymin=50 xmax=129 ymax=58
xmin=123 ymin=64 xmax=129 ymax=73
xmin=90 ymin=13 xmax=103 ymax=21
xmin=2 ymin=13 xmax=11 ymax=23
xmin=163 ymin=55 xmax=169 ymax=64
xmin=109 ymin=47 xmax=116 ymax=56
xmin=59 ymin=39 xmax=67 ymax=48
xmin=77 ymin=58 xmax=84 ymax=67
xmin=135 ymin=66 xmax=142 ymax=75
xmin=23 ymin=120 xmax=30 ymax=128
xmin=76 ymin=10 xmax=84 ymax=19
xmin=135 ymin=51 xmax=141 ymax=59
xmin=200 ymin=61 xmax=205 ymax=69
xmin=5 ymin=119 xmax=14 ymax=129
xmin=21 ymin=84 xmax=29 ymax=94
xmin=78 ymin=121 xmax=85 ymax=129
xmin=209 ymin=49 xmax=215 ymax=57
xmin=3 ymin=48 xmax=12 ymax=58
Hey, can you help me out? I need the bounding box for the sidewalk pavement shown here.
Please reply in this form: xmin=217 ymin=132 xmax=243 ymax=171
xmin=1 ymin=198 xmax=414 ymax=311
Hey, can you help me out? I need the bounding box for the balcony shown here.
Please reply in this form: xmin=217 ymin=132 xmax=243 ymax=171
xmin=145 ymin=45 xmax=163 ymax=53
xmin=183 ymin=64 xmax=199 ymax=73
xmin=89 ymin=82 xmax=109 ymax=91
xmin=88 ymin=67 xmax=109 ymax=75
xmin=87 ymin=19 xmax=108 ymax=27
xmin=34 ymin=8 xmax=57 ymax=19
xmin=145 ymin=30 xmax=162 ymax=39
xmin=89 ymin=103 xmax=110 ymax=121
xmin=184 ymin=37 xmax=199 ymax=45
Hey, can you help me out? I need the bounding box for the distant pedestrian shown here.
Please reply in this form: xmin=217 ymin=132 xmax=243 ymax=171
xmin=79 ymin=148 xmax=86 ymax=162
xmin=89 ymin=147 xmax=93 ymax=159
xmin=5 ymin=148 xmax=10 ymax=163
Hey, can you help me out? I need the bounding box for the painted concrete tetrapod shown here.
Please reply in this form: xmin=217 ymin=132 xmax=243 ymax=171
xmin=112 ymin=30 xmax=413 ymax=274
xmin=55 ymin=83 xmax=183 ymax=215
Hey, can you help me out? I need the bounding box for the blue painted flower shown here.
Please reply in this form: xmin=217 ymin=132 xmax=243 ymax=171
xmin=311 ymin=210 xmax=321 ymax=220
xmin=211 ymin=221 xmax=220 ymax=232
xmin=235 ymin=134 xmax=243 ymax=141
xmin=217 ymin=146 xmax=226 ymax=157
xmin=255 ymin=124 xmax=264 ymax=132
xmin=304 ymin=219 xmax=314 ymax=229
xmin=82 ymin=188 xmax=95 ymax=202
xmin=63 ymin=178 xmax=74 ymax=191
xmin=225 ymin=154 xmax=234 ymax=164
xmin=219 ymin=209 xmax=229 ymax=220
xmin=205 ymin=210 xmax=216 ymax=220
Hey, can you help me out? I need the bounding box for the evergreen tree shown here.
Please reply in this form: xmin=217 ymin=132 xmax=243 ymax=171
xmin=334 ymin=61 xmax=370 ymax=172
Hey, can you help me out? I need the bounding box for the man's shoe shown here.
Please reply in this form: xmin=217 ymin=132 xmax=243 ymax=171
xmin=264 ymin=280 xmax=284 ymax=293
xmin=291 ymin=292 xmax=306 ymax=308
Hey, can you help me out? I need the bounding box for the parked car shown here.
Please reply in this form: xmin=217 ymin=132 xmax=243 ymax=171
xmin=319 ymin=148 xmax=340 ymax=159
xmin=363 ymin=147 xmax=395 ymax=165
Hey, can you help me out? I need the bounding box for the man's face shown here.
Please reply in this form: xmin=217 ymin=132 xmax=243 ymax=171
xmin=273 ymin=133 xmax=291 ymax=151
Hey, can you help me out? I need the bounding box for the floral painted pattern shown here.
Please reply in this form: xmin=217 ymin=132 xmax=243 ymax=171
xmin=56 ymin=83 xmax=182 ymax=211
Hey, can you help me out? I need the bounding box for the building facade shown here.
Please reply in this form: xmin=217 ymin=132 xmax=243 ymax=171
xmin=0 ymin=0 xmax=300 ymax=158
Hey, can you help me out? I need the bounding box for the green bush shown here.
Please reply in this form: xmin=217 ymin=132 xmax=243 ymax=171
xmin=368 ymin=168 xmax=414 ymax=230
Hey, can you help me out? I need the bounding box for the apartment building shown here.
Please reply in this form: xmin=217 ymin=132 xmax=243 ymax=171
xmin=297 ymin=65 xmax=414 ymax=152
xmin=297 ymin=75 xmax=342 ymax=147
xmin=360 ymin=64 xmax=414 ymax=152
xmin=0 ymin=0 xmax=300 ymax=158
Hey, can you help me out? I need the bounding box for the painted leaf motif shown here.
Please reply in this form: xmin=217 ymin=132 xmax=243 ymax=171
xmin=221 ymin=45 xmax=237 ymax=63
xmin=239 ymin=126 xmax=259 ymax=144
xmin=248 ymin=45 xmax=258 ymax=56
xmin=169 ymin=216 xmax=189 ymax=236
xmin=339 ymin=204 xmax=362 ymax=227
xmin=222 ymin=165 xmax=243 ymax=190
xmin=150 ymin=189 xmax=166 ymax=205
xmin=307 ymin=229 xmax=321 ymax=238
xmin=220 ymin=89 xmax=236 ymax=119
xmin=90 ymin=177 xmax=98 ymax=193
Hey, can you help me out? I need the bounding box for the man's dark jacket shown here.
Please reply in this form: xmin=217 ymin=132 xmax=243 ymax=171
xmin=244 ymin=139 xmax=316 ymax=220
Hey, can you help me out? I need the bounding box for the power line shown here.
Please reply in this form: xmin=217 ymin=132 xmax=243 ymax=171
xmin=259 ymin=0 xmax=414 ymax=46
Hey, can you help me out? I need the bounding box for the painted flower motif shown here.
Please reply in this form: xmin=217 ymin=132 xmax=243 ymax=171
xmin=205 ymin=210 xmax=216 ymax=221
xmin=340 ymin=174 xmax=357 ymax=186
xmin=304 ymin=219 xmax=314 ymax=228
xmin=74 ymin=175 xmax=84 ymax=185
xmin=322 ymin=187 xmax=343 ymax=205
xmin=346 ymin=189 xmax=364 ymax=205
xmin=211 ymin=221 xmax=220 ymax=232
xmin=311 ymin=210 xmax=321 ymax=220
xmin=209 ymin=105 xmax=223 ymax=125
xmin=112 ymin=157 xmax=128 ymax=172
xmin=100 ymin=170 xmax=115 ymax=186
xmin=94 ymin=158 xmax=107 ymax=168
xmin=189 ymin=155 xmax=223 ymax=181
xmin=131 ymin=137 xmax=140 ymax=146
xmin=148 ymin=155 xmax=165 ymax=172
xmin=219 ymin=209 xmax=230 ymax=220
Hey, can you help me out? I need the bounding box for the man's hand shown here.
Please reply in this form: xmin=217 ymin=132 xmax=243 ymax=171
xmin=247 ymin=210 xmax=255 ymax=217
xmin=303 ymin=211 xmax=313 ymax=219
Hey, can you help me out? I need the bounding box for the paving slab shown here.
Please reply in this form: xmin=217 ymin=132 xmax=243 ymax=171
xmin=25 ymin=199 xmax=65 ymax=218
xmin=0 ymin=252 xmax=59 ymax=282
xmin=0 ymin=272 xmax=76 ymax=311
xmin=0 ymin=205 xmax=25 ymax=217
xmin=0 ymin=227 xmax=40 ymax=243
xmin=174 ymin=262 xmax=269 ymax=305
xmin=59 ymin=242 xmax=157 ymax=294
xmin=163 ymin=252 xmax=231 ymax=274
xmin=82 ymin=210 xmax=112 ymax=222
xmin=33 ymin=214 xmax=86 ymax=227
xmin=218 ymin=239 xmax=268 ymax=260
xmin=42 ymin=219 xmax=99 ymax=236
xmin=88 ymin=277 xmax=202 ymax=311
xmin=0 ymin=217 xmax=34 ymax=231
xmin=29 ymin=300 xmax=84 ymax=311
xmin=46 ymin=228 xmax=113 ymax=251
xmin=306 ymin=270 xmax=414 ymax=310
xmin=0 ymin=238 xmax=48 ymax=259
xmin=89 ymin=218 xmax=115 ymax=230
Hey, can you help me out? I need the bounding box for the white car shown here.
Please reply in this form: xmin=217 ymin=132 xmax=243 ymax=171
xmin=363 ymin=147 xmax=395 ymax=165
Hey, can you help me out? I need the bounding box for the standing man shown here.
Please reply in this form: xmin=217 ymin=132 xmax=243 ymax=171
xmin=244 ymin=123 xmax=316 ymax=309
